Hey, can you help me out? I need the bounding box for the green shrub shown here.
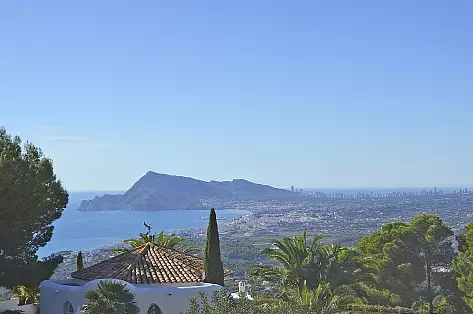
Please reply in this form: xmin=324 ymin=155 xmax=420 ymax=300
xmin=183 ymin=291 xmax=317 ymax=314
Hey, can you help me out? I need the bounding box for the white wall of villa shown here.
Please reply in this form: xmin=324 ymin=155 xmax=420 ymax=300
xmin=40 ymin=278 xmax=221 ymax=314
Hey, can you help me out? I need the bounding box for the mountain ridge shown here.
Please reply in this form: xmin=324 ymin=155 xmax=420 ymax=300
xmin=77 ymin=172 xmax=294 ymax=211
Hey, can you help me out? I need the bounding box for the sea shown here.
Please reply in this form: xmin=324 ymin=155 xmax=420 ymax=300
xmin=37 ymin=191 xmax=251 ymax=257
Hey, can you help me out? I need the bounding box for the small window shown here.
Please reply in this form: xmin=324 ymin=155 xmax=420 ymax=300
xmin=148 ymin=303 xmax=163 ymax=314
xmin=63 ymin=301 xmax=74 ymax=314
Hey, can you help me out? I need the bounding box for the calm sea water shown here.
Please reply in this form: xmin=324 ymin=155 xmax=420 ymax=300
xmin=38 ymin=192 xmax=250 ymax=257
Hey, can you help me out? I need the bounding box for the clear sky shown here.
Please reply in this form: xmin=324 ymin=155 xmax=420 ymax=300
xmin=1 ymin=1 xmax=472 ymax=190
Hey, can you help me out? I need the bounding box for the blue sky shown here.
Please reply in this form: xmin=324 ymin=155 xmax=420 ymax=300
xmin=1 ymin=0 xmax=472 ymax=190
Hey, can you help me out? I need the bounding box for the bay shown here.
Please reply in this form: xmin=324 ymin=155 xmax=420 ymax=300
xmin=38 ymin=192 xmax=250 ymax=257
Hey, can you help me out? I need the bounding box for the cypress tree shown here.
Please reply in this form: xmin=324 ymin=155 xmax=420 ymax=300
xmin=204 ymin=208 xmax=224 ymax=286
xmin=76 ymin=251 xmax=84 ymax=271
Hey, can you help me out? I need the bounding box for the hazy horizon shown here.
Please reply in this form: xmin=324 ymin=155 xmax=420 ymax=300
xmin=69 ymin=186 xmax=472 ymax=193
xmin=2 ymin=0 xmax=472 ymax=190
xmin=68 ymin=179 xmax=473 ymax=194
xmin=66 ymin=172 xmax=473 ymax=193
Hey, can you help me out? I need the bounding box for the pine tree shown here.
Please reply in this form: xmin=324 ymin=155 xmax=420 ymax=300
xmin=76 ymin=251 xmax=84 ymax=271
xmin=0 ymin=127 xmax=68 ymax=289
xmin=204 ymin=208 xmax=224 ymax=286
xmin=454 ymin=222 xmax=473 ymax=311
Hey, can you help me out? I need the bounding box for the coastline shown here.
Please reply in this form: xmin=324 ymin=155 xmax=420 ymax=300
xmin=39 ymin=208 xmax=252 ymax=257
xmin=49 ymin=210 xmax=253 ymax=279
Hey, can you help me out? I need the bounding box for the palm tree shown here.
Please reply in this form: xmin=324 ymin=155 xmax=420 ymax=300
xmin=302 ymin=244 xmax=378 ymax=304
xmin=250 ymin=230 xmax=325 ymax=298
xmin=308 ymin=282 xmax=353 ymax=314
xmin=113 ymin=230 xmax=200 ymax=254
xmin=282 ymin=282 xmax=352 ymax=314
xmin=81 ymin=280 xmax=140 ymax=314
xmin=251 ymin=232 xmax=379 ymax=311
xmin=324 ymin=245 xmax=377 ymax=296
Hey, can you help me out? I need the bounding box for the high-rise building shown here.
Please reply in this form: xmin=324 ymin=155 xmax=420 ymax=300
xmin=291 ymin=186 xmax=295 ymax=193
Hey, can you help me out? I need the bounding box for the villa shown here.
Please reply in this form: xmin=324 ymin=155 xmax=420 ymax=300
xmin=40 ymin=243 xmax=232 ymax=314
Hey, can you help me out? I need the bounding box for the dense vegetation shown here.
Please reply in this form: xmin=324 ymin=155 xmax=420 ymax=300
xmin=0 ymin=127 xmax=68 ymax=303
xmin=188 ymin=214 xmax=473 ymax=313
xmin=183 ymin=291 xmax=314 ymax=314
xmin=454 ymin=222 xmax=473 ymax=310
xmin=211 ymin=214 xmax=473 ymax=314
xmin=3 ymin=126 xmax=473 ymax=314
xmin=182 ymin=291 xmax=427 ymax=314
xmin=357 ymin=214 xmax=466 ymax=313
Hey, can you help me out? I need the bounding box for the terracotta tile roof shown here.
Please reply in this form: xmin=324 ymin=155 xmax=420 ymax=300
xmin=71 ymin=243 xmax=232 ymax=284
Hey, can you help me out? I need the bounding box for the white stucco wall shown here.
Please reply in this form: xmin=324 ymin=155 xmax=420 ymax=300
xmin=40 ymin=279 xmax=221 ymax=314
xmin=0 ymin=299 xmax=38 ymax=314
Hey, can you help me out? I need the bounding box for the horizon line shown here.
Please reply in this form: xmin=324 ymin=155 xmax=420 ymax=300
xmin=68 ymin=185 xmax=473 ymax=193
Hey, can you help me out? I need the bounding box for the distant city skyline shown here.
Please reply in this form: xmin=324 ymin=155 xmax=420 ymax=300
xmin=1 ymin=0 xmax=472 ymax=190
xmin=290 ymin=185 xmax=472 ymax=200
xmin=302 ymin=186 xmax=473 ymax=191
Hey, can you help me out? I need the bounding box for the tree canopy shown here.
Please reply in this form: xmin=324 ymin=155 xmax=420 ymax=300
xmin=454 ymin=222 xmax=473 ymax=311
xmin=0 ymin=127 xmax=68 ymax=289
xmin=357 ymin=214 xmax=458 ymax=313
xmin=250 ymin=231 xmax=379 ymax=312
xmin=204 ymin=208 xmax=224 ymax=286
xmin=250 ymin=230 xmax=325 ymax=297
xmin=244 ymin=214 xmax=473 ymax=314
xmin=76 ymin=251 xmax=84 ymax=271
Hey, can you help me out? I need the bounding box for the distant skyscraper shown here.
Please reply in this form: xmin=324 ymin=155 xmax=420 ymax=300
xmin=434 ymin=187 xmax=437 ymax=194
xmin=291 ymin=185 xmax=295 ymax=193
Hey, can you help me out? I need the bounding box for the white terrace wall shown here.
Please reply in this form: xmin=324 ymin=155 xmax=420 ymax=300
xmin=40 ymin=279 xmax=221 ymax=314
xmin=0 ymin=299 xmax=38 ymax=314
